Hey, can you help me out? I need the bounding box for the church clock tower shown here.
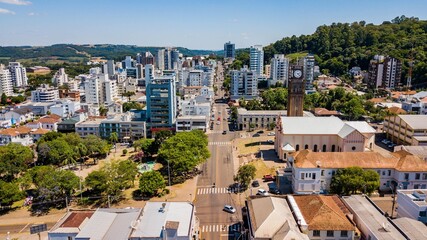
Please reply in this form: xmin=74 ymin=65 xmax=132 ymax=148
xmin=287 ymin=65 xmax=305 ymax=116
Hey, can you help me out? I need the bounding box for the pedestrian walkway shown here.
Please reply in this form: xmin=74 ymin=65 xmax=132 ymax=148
xmin=208 ymin=141 xmax=231 ymax=146
xmin=208 ymin=130 xmax=224 ymax=134
xmin=201 ymin=224 xmax=241 ymax=233
xmin=197 ymin=187 xmax=232 ymax=195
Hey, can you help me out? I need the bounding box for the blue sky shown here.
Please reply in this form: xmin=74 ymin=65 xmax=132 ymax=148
xmin=0 ymin=0 xmax=426 ymax=50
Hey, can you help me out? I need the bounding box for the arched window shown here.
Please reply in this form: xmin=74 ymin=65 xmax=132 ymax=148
xmin=322 ymin=144 xmax=326 ymax=152
xmin=305 ymin=144 xmax=309 ymax=150
xmin=331 ymin=145 xmax=336 ymax=152
xmin=295 ymin=144 xmax=300 ymax=151
xmin=314 ymin=144 xmax=318 ymax=152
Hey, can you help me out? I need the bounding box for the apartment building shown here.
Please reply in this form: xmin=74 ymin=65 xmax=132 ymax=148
xmin=397 ymin=189 xmax=427 ymax=224
xmin=8 ymin=62 xmax=28 ymax=87
xmin=224 ymin=41 xmax=235 ymax=59
xmin=384 ymin=115 xmax=427 ymax=146
xmin=249 ymin=45 xmax=263 ymax=75
xmin=229 ymin=68 xmax=258 ymax=99
xmin=31 ymin=85 xmax=59 ymax=102
xmin=0 ymin=64 xmax=13 ymax=96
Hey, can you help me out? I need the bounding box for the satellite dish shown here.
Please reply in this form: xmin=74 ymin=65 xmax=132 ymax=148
xmin=316 ymin=161 xmax=321 ymax=168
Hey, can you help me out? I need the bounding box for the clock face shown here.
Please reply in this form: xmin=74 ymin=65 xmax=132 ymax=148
xmin=294 ymin=70 xmax=302 ymax=78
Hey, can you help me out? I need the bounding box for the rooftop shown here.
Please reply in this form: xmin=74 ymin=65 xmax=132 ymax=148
xmin=0 ymin=126 xmax=32 ymax=136
xmin=397 ymin=189 xmax=427 ymax=206
xmin=130 ymin=202 xmax=194 ymax=238
xmin=392 ymin=217 xmax=427 ymax=240
xmin=293 ymin=149 xmax=427 ymax=172
xmin=49 ymin=210 xmax=94 ymax=234
xmin=342 ymin=195 xmax=405 ymax=240
xmin=313 ymin=108 xmax=340 ymax=116
xmin=396 ymin=145 xmax=427 ymax=160
xmin=293 ymin=195 xmax=354 ymax=231
xmin=398 ymin=115 xmax=427 ymax=130
xmin=246 ymin=196 xmax=309 ymax=240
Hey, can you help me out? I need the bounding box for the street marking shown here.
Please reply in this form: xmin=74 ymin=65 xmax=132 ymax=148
xmin=200 ymin=224 xmax=241 ymax=233
xmin=208 ymin=141 xmax=231 ymax=146
xmin=19 ymin=223 xmax=30 ymax=233
xmin=197 ymin=187 xmax=234 ymax=195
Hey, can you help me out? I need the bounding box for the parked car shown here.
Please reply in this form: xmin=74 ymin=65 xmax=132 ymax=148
xmin=267 ymin=132 xmax=275 ymax=136
xmin=263 ymin=175 xmax=276 ymax=182
xmin=257 ymin=130 xmax=264 ymax=134
xmin=256 ymin=189 xmax=268 ymax=196
xmin=222 ymin=130 xmax=227 ymax=135
xmin=253 ymin=133 xmax=260 ymax=137
xmin=388 ymin=143 xmax=396 ymax=148
xmin=223 ymin=205 xmax=236 ymax=213
xmin=267 ymin=140 xmax=274 ymax=144
xmin=216 ymin=121 xmax=221 ymax=125
xmin=269 ymin=189 xmax=280 ymax=195
xmin=252 ymin=180 xmax=260 ymax=187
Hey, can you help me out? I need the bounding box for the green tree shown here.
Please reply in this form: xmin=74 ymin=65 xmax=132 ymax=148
xmin=122 ymin=91 xmax=135 ymax=101
xmin=133 ymin=138 xmax=155 ymax=156
xmin=109 ymin=132 xmax=119 ymax=153
xmin=330 ymin=166 xmax=380 ymax=195
xmin=1 ymin=93 xmax=7 ymax=105
xmin=0 ymin=144 xmax=34 ymax=181
xmin=0 ymin=180 xmax=23 ymax=208
xmin=139 ymin=171 xmax=166 ymax=197
xmin=234 ymin=165 xmax=256 ymax=190
xmin=85 ymin=170 xmax=108 ymax=194
xmin=83 ymin=135 xmax=110 ymax=156
xmin=123 ymin=101 xmax=143 ymax=112
xmin=99 ymin=106 xmax=108 ymax=116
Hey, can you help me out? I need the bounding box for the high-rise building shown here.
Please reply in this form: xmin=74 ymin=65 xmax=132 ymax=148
xmin=8 ymin=62 xmax=28 ymax=87
xmin=302 ymin=55 xmax=315 ymax=89
xmin=31 ymin=84 xmax=59 ymax=102
xmin=141 ymin=51 xmax=155 ymax=66
xmin=224 ymin=41 xmax=235 ymax=59
xmin=156 ymin=49 xmax=165 ymax=71
xmin=122 ymin=56 xmax=136 ymax=69
xmin=52 ymin=68 xmax=68 ymax=86
xmin=287 ymin=65 xmax=305 ymax=117
xmin=106 ymin=60 xmax=116 ymax=77
xmin=0 ymin=64 xmax=13 ymax=96
xmin=368 ymin=55 xmax=402 ymax=89
xmin=264 ymin=64 xmax=271 ymax=78
xmin=188 ymin=70 xmax=203 ymax=86
xmin=84 ymin=74 xmax=118 ymax=105
xmin=270 ymin=54 xmax=289 ymax=87
xmin=250 ymin=45 xmax=264 ymax=75
xmin=230 ymin=67 xmax=258 ymax=98
xmin=146 ymin=75 xmax=177 ymax=134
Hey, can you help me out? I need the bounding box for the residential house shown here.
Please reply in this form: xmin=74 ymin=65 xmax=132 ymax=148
xmin=3 ymin=107 xmax=34 ymax=125
xmin=0 ymin=126 xmax=33 ymax=146
xmin=30 ymin=128 xmax=50 ymax=142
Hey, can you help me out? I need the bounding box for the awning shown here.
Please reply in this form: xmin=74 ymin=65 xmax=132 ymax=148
xmin=282 ymin=143 xmax=295 ymax=152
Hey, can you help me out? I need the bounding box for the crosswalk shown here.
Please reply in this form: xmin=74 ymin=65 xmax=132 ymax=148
xmin=208 ymin=141 xmax=231 ymax=146
xmin=197 ymin=187 xmax=231 ymax=195
xmin=208 ymin=130 xmax=224 ymax=134
xmin=201 ymin=224 xmax=241 ymax=233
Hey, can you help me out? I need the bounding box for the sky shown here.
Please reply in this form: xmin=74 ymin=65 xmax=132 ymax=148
xmin=0 ymin=0 xmax=427 ymax=50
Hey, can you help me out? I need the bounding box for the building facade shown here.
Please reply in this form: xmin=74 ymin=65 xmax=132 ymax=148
xmin=8 ymin=62 xmax=28 ymax=87
xmin=270 ymin=54 xmax=289 ymax=87
xmin=368 ymin=55 xmax=402 ymax=89
xmin=224 ymin=41 xmax=235 ymax=59
xmin=0 ymin=65 xmax=13 ymax=96
xmin=287 ymin=65 xmax=305 ymax=117
xmin=237 ymin=108 xmax=286 ymax=131
xmin=384 ymin=115 xmax=427 ymax=146
xmin=229 ymin=68 xmax=258 ymax=99
xmin=397 ymin=189 xmax=427 ymax=223
xmin=249 ymin=45 xmax=263 ymax=75
xmin=31 ymin=85 xmax=59 ymax=102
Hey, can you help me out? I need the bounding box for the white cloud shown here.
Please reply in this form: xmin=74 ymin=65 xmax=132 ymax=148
xmin=0 ymin=8 xmax=15 ymax=14
xmin=0 ymin=0 xmax=31 ymax=5
xmin=28 ymin=12 xmax=37 ymax=16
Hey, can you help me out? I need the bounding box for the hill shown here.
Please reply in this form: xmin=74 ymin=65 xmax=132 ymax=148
xmin=0 ymin=44 xmax=222 ymax=64
xmin=264 ymin=16 xmax=427 ymax=87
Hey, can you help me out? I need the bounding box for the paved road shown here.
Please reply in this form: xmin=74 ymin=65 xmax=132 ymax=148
xmin=195 ymin=62 xmax=242 ymax=240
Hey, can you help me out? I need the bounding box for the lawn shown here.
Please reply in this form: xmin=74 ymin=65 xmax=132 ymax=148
xmin=249 ymin=159 xmax=276 ymax=179
xmin=236 ymin=136 xmax=271 ymax=155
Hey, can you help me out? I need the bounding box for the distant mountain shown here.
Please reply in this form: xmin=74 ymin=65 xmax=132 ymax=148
xmin=0 ymin=44 xmax=222 ymax=63
xmin=264 ymin=16 xmax=427 ymax=87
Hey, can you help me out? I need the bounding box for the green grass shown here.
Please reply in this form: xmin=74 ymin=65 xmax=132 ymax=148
xmin=285 ymin=52 xmax=308 ymax=62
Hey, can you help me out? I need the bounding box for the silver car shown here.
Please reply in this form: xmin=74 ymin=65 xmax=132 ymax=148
xmin=223 ymin=205 xmax=236 ymax=213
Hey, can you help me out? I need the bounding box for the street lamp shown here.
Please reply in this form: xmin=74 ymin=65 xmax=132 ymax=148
xmin=390 ymin=186 xmax=396 ymax=219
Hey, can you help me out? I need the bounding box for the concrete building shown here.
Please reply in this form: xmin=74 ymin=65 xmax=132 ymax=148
xmin=188 ymin=70 xmax=203 ymax=86
xmin=146 ymin=76 xmax=177 ymax=134
xmin=31 ymin=85 xmax=59 ymax=102
xmin=246 ymin=196 xmax=309 ymax=240
xmin=176 ymin=115 xmax=208 ymax=132
xmin=342 ymin=195 xmax=406 ymax=240
xmin=302 ymin=55 xmax=315 ymax=89
xmin=392 ymin=217 xmax=427 ymax=240
xmin=223 ymin=41 xmax=235 ymax=59
xmin=48 ymin=210 xmax=95 ymax=240
xmin=0 ymin=126 xmax=33 ymax=146
xmin=368 ymin=55 xmax=402 ymax=89
xmin=129 ymin=202 xmax=198 ymax=240
xmin=0 ymin=64 xmax=13 ymax=96
xmin=99 ymin=112 xmax=147 ymax=141
xmin=289 ymin=149 xmax=427 ymax=194
xmin=397 ymin=189 xmax=427 ymax=223
xmin=49 ymin=100 xmax=81 ymax=118
xmin=292 ymin=195 xmax=356 ymax=240
xmin=230 ymin=68 xmax=258 ymax=99
xmin=141 ymin=51 xmax=155 ymax=66
xmin=264 ymin=64 xmax=271 ymax=78
xmin=237 ymin=108 xmax=288 ymax=131
xmin=2 ymin=107 xmax=34 ymax=125
xmin=275 ymin=116 xmax=376 ymax=161
xmin=270 ymin=54 xmax=289 ymax=87
xmin=8 ymin=62 xmax=28 ymax=87
xmin=84 ymin=74 xmax=118 ymax=105
xmin=52 ymin=68 xmax=68 ymax=86
xmin=250 ymin=45 xmax=263 ymax=75
xmin=75 ymin=118 xmax=103 ymax=137
xmin=180 ymin=96 xmax=211 ymax=117
xmin=384 ymin=115 xmax=427 ymax=146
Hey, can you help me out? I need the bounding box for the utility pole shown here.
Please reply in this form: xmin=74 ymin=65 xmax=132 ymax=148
xmin=108 ymin=195 xmax=111 ymax=208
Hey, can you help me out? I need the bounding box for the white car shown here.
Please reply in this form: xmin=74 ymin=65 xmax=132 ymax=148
xmin=223 ymin=205 xmax=236 ymax=213
xmin=257 ymin=189 xmax=268 ymax=196
xmin=267 ymin=132 xmax=275 ymax=136
xmin=216 ymin=121 xmax=221 ymax=125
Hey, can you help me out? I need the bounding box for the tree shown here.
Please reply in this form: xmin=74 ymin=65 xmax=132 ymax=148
xmin=99 ymin=106 xmax=108 ymax=116
xmin=133 ymin=138 xmax=154 ymax=156
xmin=158 ymin=130 xmax=210 ymax=181
xmin=109 ymin=132 xmax=119 ymax=153
xmin=330 ymin=167 xmax=380 ymax=195
xmin=123 ymin=101 xmax=143 ymax=112
xmin=234 ymin=165 xmax=256 ymax=190
xmin=0 ymin=180 xmax=23 ymax=208
xmin=83 ymin=135 xmax=110 ymax=156
xmin=0 ymin=144 xmax=34 ymax=181
xmin=85 ymin=170 xmax=108 ymax=194
xmin=122 ymin=91 xmax=135 ymax=101
xmin=139 ymin=171 xmax=166 ymax=197
xmin=1 ymin=93 xmax=7 ymax=105
xmin=152 ymin=130 xmax=173 ymax=154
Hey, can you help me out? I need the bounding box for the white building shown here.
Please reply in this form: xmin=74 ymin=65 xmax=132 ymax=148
xmin=188 ymin=70 xmax=203 ymax=86
xmin=303 ymin=55 xmax=315 ymax=88
xmin=52 ymin=68 xmax=68 ymax=86
xmin=176 ymin=115 xmax=208 ymax=132
xmin=289 ymin=149 xmax=427 ymax=194
xmin=250 ymin=45 xmax=263 ymax=75
xmin=384 ymin=114 xmax=427 ymax=146
xmin=31 ymin=85 xmax=59 ymax=102
xmin=75 ymin=118 xmax=103 ymax=137
xmin=180 ymin=96 xmax=211 ymax=117
xmin=84 ymin=74 xmax=118 ymax=105
xmin=8 ymin=62 xmax=28 ymax=87
xmin=230 ymin=68 xmax=258 ymax=99
xmin=270 ymin=54 xmax=289 ymax=87
xmin=0 ymin=64 xmax=13 ymax=96
xmin=0 ymin=126 xmax=33 ymax=146
xmin=49 ymin=100 xmax=81 ymax=118
xmin=275 ymin=116 xmax=376 ymax=161
xmin=237 ymin=108 xmax=288 ymax=131
xmin=397 ymin=189 xmax=427 ymax=223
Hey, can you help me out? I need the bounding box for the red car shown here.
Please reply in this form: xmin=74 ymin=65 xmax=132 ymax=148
xmin=217 ymin=117 xmax=221 ymax=121
xmin=263 ymin=175 xmax=276 ymax=182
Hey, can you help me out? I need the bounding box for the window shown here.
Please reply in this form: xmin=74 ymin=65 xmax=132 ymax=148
xmin=340 ymin=231 xmax=348 ymax=237
xmin=352 ymin=146 xmax=356 ymax=151
xmin=404 ymin=173 xmax=409 ymax=180
xmin=305 ymin=144 xmax=309 ymax=149
xmin=296 ymin=145 xmax=300 ymax=151
xmin=322 ymin=144 xmax=326 ymax=152
xmin=301 ymin=173 xmax=305 ymax=180
xmin=331 ymin=145 xmax=336 ymax=152
xmin=414 ymin=184 xmax=420 ymax=189
xmin=312 ymin=173 xmax=316 ymax=179
xmin=416 ymin=173 xmax=420 ymax=180
xmin=388 ymin=170 xmax=391 ymax=176
xmin=321 ymin=170 xmax=325 ymax=176
xmin=313 ymin=230 xmax=320 ymax=237
xmin=326 ymin=230 xmax=334 ymax=237
xmin=420 ymin=211 xmax=427 ymax=217
xmin=382 ymin=171 xmax=386 ymax=176
xmin=314 ymin=144 xmax=318 ymax=152
xmin=424 ymin=173 xmax=427 ymax=180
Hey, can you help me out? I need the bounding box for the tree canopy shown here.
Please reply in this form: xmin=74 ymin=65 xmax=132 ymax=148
xmin=139 ymin=171 xmax=166 ymax=197
xmin=234 ymin=165 xmax=256 ymax=190
xmin=330 ymin=166 xmax=380 ymax=195
xmin=0 ymin=143 xmax=34 ymax=181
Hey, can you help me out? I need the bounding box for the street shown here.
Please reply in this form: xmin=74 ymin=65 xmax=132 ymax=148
xmin=195 ymin=62 xmax=243 ymax=240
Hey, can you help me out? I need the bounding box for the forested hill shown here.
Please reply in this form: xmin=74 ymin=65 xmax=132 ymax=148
xmin=0 ymin=44 xmax=220 ymax=62
xmin=264 ymin=16 xmax=427 ymax=86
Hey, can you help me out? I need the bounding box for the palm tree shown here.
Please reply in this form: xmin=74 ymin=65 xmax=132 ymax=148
xmin=110 ymin=132 xmax=119 ymax=153
xmin=62 ymin=156 xmax=77 ymax=168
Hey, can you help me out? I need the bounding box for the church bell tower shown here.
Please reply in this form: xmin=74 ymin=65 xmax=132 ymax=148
xmin=287 ymin=65 xmax=305 ymax=117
